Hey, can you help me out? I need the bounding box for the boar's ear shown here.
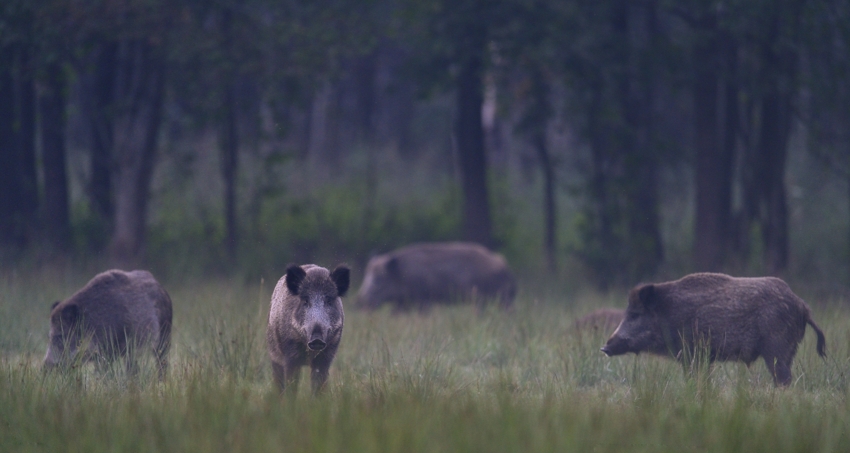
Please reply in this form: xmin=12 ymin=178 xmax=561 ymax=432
xmin=635 ymin=284 xmax=655 ymax=308
xmin=331 ymin=265 xmax=350 ymax=297
xmin=386 ymin=257 xmax=400 ymax=278
xmin=285 ymin=265 xmax=307 ymax=295
xmin=59 ymin=303 xmax=79 ymax=327
xmin=50 ymin=301 xmax=60 ymax=312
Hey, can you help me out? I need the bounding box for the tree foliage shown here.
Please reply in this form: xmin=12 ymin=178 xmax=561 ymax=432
xmin=1 ymin=0 xmax=849 ymax=285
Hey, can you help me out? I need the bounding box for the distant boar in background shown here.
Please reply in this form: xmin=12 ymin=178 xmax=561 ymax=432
xmin=574 ymin=308 xmax=624 ymax=334
xmin=601 ymin=273 xmax=826 ymax=386
xmin=357 ymin=242 xmax=516 ymax=310
xmin=267 ymin=264 xmax=349 ymax=394
xmin=43 ymin=269 xmax=173 ymax=379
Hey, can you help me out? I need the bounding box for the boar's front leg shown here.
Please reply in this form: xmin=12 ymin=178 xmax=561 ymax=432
xmin=271 ymin=361 xmax=286 ymax=391
xmin=272 ymin=357 xmax=304 ymax=394
xmin=764 ymin=354 xmax=793 ymax=386
xmin=271 ymin=345 xmax=306 ymax=394
xmin=310 ymin=346 xmax=337 ymax=395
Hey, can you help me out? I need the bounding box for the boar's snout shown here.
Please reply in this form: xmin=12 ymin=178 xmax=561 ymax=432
xmin=601 ymin=334 xmax=630 ymax=357
xmin=308 ymin=326 xmax=327 ymax=351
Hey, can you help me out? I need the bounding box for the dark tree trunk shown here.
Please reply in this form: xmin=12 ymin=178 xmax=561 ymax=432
xmin=455 ymin=49 xmax=493 ymax=247
xmin=0 ymin=45 xmax=17 ymax=244
xmin=523 ymin=65 xmax=557 ymax=272
xmin=735 ymin=95 xmax=760 ymax=262
xmin=759 ymin=90 xmax=791 ymax=274
xmin=89 ymin=42 xmax=118 ymax=227
xmin=756 ymin=8 xmax=798 ymax=275
xmin=720 ymin=35 xmax=738 ymax=260
xmin=584 ymin=75 xmax=620 ymax=288
xmin=354 ymin=52 xmax=377 ymax=145
xmin=109 ymin=40 xmax=166 ymax=264
xmin=533 ymin=128 xmax=556 ymax=272
xmin=617 ymin=0 xmax=661 ymax=279
xmin=0 ymin=44 xmax=38 ymax=246
xmin=629 ymin=0 xmax=663 ymax=276
xmin=220 ymin=9 xmax=239 ymax=262
xmin=221 ymin=82 xmax=239 ymax=261
xmin=692 ymin=23 xmax=727 ymax=271
xmin=16 ymin=47 xmax=39 ymax=240
xmin=40 ymin=60 xmax=71 ymax=251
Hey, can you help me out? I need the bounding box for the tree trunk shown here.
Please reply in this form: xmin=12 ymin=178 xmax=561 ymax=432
xmin=757 ymin=14 xmax=797 ymax=275
xmin=109 ymin=40 xmax=166 ymax=265
xmin=40 ymin=60 xmax=71 ymax=251
xmin=16 ymin=47 xmax=39 ymax=242
xmin=524 ymin=65 xmax=557 ymax=272
xmin=455 ymin=50 xmax=493 ymax=247
xmin=617 ymin=0 xmax=662 ymax=279
xmin=758 ymin=90 xmax=791 ymax=274
xmin=533 ymin=128 xmax=556 ymax=272
xmin=584 ymin=75 xmax=620 ymax=288
xmin=0 ymin=44 xmax=38 ymax=246
xmin=354 ymin=52 xmax=377 ymax=145
xmin=721 ymin=35 xmax=738 ymax=263
xmin=0 ymin=45 xmax=17 ymax=244
xmin=88 ymin=42 xmax=117 ymax=227
xmin=221 ymin=81 xmax=239 ymax=261
xmin=629 ymin=0 xmax=663 ymax=277
xmin=220 ymin=9 xmax=240 ymax=262
xmin=692 ymin=24 xmax=726 ymax=271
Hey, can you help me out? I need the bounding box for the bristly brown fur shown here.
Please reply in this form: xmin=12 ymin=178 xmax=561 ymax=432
xmin=602 ymin=272 xmax=826 ymax=386
xmin=267 ymin=264 xmax=348 ymax=395
xmin=44 ymin=269 xmax=172 ymax=379
xmin=356 ymin=242 xmax=516 ymax=311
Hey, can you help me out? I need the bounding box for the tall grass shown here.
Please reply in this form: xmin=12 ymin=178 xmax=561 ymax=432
xmin=2 ymin=267 xmax=849 ymax=452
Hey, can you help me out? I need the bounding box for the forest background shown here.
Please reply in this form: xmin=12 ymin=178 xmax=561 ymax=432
xmin=2 ymin=0 xmax=850 ymax=294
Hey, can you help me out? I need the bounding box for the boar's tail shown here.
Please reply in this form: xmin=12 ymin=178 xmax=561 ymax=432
xmin=807 ymin=317 xmax=827 ymax=358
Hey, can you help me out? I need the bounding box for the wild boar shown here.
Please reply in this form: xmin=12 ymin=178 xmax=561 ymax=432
xmin=574 ymin=308 xmax=624 ymax=333
xmin=43 ymin=269 xmax=173 ymax=379
xmin=356 ymin=242 xmax=516 ymax=310
xmin=267 ymin=264 xmax=349 ymax=394
xmin=601 ymin=273 xmax=826 ymax=386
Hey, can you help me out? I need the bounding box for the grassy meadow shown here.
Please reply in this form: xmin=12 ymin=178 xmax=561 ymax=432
xmin=2 ymin=266 xmax=850 ymax=452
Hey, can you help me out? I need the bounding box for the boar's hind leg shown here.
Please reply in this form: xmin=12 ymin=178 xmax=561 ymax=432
xmin=155 ymin=319 xmax=172 ymax=380
xmin=154 ymin=345 xmax=169 ymax=381
xmin=764 ymin=355 xmax=793 ymax=386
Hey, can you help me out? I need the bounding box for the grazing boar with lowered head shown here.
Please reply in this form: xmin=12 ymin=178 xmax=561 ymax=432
xmin=267 ymin=264 xmax=349 ymax=394
xmin=601 ymin=273 xmax=826 ymax=386
xmin=43 ymin=269 xmax=173 ymax=379
xmin=357 ymin=242 xmax=516 ymax=310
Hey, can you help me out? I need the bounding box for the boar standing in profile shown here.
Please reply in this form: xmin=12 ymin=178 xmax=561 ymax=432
xmin=267 ymin=264 xmax=349 ymax=394
xmin=357 ymin=242 xmax=516 ymax=310
xmin=574 ymin=308 xmax=624 ymax=334
xmin=43 ymin=269 xmax=173 ymax=379
xmin=601 ymin=273 xmax=826 ymax=386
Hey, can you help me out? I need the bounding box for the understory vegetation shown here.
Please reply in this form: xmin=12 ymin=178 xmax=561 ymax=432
xmin=2 ymin=268 xmax=849 ymax=452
